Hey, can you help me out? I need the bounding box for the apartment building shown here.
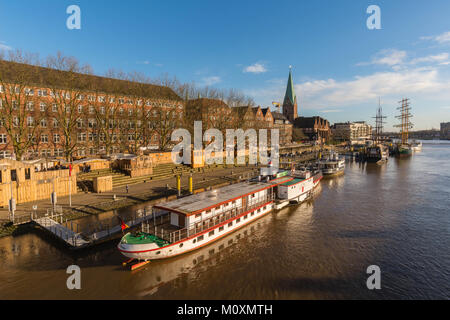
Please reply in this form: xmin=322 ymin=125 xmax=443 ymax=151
xmin=0 ymin=60 xmax=184 ymax=160
xmin=332 ymin=121 xmax=373 ymax=144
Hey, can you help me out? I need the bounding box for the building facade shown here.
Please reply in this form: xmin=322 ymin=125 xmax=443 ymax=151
xmin=0 ymin=60 xmax=184 ymax=161
xmin=332 ymin=121 xmax=373 ymax=144
xmin=441 ymin=122 xmax=450 ymax=140
xmin=293 ymin=116 xmax=331 ymax=143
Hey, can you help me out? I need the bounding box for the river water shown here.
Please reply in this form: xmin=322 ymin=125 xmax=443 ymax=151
xmin=0 ymin=141 xmax=449 ymax=300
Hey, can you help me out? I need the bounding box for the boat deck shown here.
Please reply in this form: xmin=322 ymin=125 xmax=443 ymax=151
xmin=154 ymin=177 xmax=292 ymax=215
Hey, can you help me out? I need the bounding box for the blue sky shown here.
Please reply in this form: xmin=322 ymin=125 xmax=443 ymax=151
xmin=1 ymin=0 xmax=449 ymax=130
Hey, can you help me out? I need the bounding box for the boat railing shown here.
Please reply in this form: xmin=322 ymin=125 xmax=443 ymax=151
xmin=146 ymin=194 xmax=274 ymax=244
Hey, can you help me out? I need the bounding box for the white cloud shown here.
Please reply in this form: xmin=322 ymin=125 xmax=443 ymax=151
xmin=243 ymin=63 xmax=267 ymax=74
xmin=410 ymin=53 xmax=449 ymax=65
xmin=358 ymin=49 xmax=407 ymax=67
xmin=296 ymin=68 xmax=448 ymax=107
xmin=421 ymin=31 xmax=450 ymax=44
xmin=201 ymin=76 xmax=221 ymax=86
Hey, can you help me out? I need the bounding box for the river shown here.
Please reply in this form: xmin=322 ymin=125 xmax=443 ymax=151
xmin=0 ymin=141 xmax=449 ymax=299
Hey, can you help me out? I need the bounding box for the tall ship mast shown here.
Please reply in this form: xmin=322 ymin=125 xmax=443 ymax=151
xmin=373 ymin=97 xmax=387 ymax=144
xmin=365 ymin=98 xmax=389 ymax=163
xmin=395 ymin=98 xmax=414 ymax=157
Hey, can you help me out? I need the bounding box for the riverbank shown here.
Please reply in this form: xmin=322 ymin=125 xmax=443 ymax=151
xmin=0 ymin=165 xmax=260 ymax=238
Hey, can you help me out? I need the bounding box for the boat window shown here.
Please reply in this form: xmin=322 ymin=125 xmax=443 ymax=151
xmin=257 ymin=209 xmax=261 ymax=213
xmin=209 ymin=230 xmax=215 ymax=237
xmin=228 ymin=222 xmax=233 ymax=227
xmin=179 ymin=243 xmax=184 ymax=248
xmin=244 ymin=214 xmax=248 ymax=219
xmin=195 ymin=213 xmax=201 ymax=218
xmin=197 ymin=235 xmax=204 ymax=242
xmin=193 ymin=239 xmax=197 ymax=244
xmin=236 ymin=218 xmax=240 ymax=223
xmin=156 ymin=251 xmax=161 ymax=255
xmin=219 ymin=226 xmax=224 ymax=232
xmin=251 ymin=212 xmax=254 ymax=216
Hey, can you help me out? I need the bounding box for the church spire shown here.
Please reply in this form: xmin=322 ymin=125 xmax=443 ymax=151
xmin=284 ymin=67 xmax=296 ymax=106
xmin=282 ymin=66 xmax=298 ymax=123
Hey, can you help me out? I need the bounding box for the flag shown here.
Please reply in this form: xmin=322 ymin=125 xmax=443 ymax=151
xmin=118 ymin=216 xmax=129 ymax=232
xmin=69 ymin=164 xmax=72 ymax=177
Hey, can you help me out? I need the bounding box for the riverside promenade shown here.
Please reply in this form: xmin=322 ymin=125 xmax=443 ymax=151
xmin=0 ymin=166 xmax=260 ymax=223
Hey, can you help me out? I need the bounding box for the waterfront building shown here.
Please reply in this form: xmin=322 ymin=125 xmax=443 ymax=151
xmin=0 ymin=60 xmax=184 ymax=161
xmin=293 ymin=116 xmax=331 ymax=144
xmin=331 ymin=121 xmax=373 ymax=144
xmin=440 ymin=122 xmax=450 ymax=140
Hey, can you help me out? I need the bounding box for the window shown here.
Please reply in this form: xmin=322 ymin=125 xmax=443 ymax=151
xmin=53 ymin=118 xmax=58 ymax=128
xmin=27 ymin=117 xmax=34 ymax=127
xmin=251 ymin=212 xmax=254 ymax=216
xmin=40 ymin=102 xmax=46 ymax=112
xmin=195 ymin=213 xmax=202 ymax=219
xmin=26 ymin=102 xmax=34 ymax=111
xmin=209 ymin=230 xmax=215 ymax=237
xmin=25 ymin=168 xmax=31 ymax=180
xmin=53 ymin=134 xmax=60 ymax=143
xmin=78 ymin=105 xmax=83 ymax=113
xmin=98 ymin=96 xmax=105 ymax=102
xmin=244 ymin=214 xmax=248 ymax=219
xmin=41 ymin=134 xmax=48 ymax=143
xmin=236 ymin=218 xmax=240 ymax=223
xmin=11 ymin=170 xmax=17 ymax=182
xmin=89 ymin=106 xmax=94 ymax=114
xmin=40 ymin=119 xmax=47 ymax=128
xmin=52 ymin=104 xmax=58 ymax=112
xmin=77 ymin=133 xmax=87 ymax=142
xmin=219 ymin=226 xmax=224 ymax=232
xmin=228 ymin=222 xmax=233 ymax=228
xmin=197 ymin=235 xmax=204 ymax=242
xmin=0 ymin=134 xmax=6 ymax=144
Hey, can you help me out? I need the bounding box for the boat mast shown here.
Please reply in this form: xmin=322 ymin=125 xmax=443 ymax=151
xmin=395 ymin=98 xmax=413 ymax=145
xmin=373 ymin=97 xmax=387 ymax=144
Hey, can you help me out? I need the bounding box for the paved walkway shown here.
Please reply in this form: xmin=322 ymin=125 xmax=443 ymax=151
xmin=0 ymin=166 xmax=259 ymax=221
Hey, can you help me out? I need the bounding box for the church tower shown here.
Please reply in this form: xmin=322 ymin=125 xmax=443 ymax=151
xmin=282 ymin=67 xmax=298 ymax=123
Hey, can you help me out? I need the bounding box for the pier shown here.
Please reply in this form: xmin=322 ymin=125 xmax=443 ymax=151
xmin=30 ymin=209 xmax=155 ymax=249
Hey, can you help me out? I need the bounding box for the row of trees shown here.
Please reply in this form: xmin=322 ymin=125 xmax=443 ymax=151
xmin=0 ymin=50 xmax=256 ymax=161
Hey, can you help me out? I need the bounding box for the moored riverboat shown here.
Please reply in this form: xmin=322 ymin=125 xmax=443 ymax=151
xmin=118 ymin=176 xmax=293 ymax=261
xmin=318 ymin=152 xmax=345 ymax=177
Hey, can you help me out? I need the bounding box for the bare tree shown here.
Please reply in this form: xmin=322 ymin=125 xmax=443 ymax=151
xmin=45 ymin=52 xmax=93 ymax=161
xmin=0 ymin=50 xmax=49 ymax=160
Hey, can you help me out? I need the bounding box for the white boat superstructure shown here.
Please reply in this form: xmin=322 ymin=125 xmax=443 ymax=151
xmin=319 ymin=152 xmax=345 ymax=176
xmin=411 ymin=140 xmax=422 ymax=152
